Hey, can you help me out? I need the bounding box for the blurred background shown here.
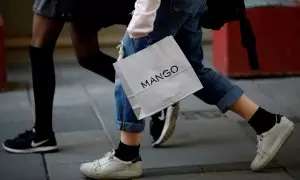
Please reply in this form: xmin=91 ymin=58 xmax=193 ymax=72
xmin=0 ymin=0 xmax=212 ymax=66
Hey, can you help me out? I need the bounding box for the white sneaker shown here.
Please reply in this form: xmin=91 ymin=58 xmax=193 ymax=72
xmin=80 ymin=150 xmax=142 ymax=179
xmin=251 ymin=116 xmax=294 ymax=171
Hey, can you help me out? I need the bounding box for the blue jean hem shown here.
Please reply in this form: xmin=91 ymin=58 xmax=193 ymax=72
xmin=116 ymin=120 xmax=145 ymax=133
xmin=216 ymin=85 xmax=244 ymax=113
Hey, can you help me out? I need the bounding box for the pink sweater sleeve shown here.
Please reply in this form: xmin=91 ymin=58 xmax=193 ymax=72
xmin=127 ymin=0 xmax=161 ymax=38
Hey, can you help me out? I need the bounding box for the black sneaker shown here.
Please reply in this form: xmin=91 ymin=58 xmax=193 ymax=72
xmin=2 ymin=128 xmax=58 ymax=153
xmin=150 ymin=103 xmax=179 ymax=147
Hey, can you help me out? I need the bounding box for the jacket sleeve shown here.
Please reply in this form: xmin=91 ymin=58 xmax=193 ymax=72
xmin=127 ymin=0 xmax=161 ymax=38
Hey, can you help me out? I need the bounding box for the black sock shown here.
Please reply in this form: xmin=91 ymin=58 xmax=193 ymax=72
xmin=30 ymin=46 xmax=55 ymax=137
xmin=78 ymin=51 xmax=116 ymax=82
xmin=248 ymin=107 xmax=278 ymax=135
xmin=115 ymin=141 xmax=140 ymax=162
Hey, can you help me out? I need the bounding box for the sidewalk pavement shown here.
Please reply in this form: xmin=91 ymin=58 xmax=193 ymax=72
xmin=0 ymin=46 xmax=299 ymax=180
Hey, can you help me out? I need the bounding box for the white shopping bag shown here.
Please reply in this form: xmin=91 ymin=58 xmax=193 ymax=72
xmin=113 ymin=36 xmax=203 ymax=120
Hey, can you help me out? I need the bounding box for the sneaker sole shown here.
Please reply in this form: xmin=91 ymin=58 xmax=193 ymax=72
xmin=81 ymin=170 xmax=142 ymax=180
xmin=152 ymin=103 xmax=179 ymax=147
xmin=2 ymin=143 xmax=58 ymax=154
xmin=251 ymin=120 xmax=295 ymax=171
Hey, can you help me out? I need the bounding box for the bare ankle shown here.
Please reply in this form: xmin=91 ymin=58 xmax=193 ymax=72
xmin=230 ymin=94 xmax=259 ymax=120
xmin=120 ymin=131 xmax=141 ymax=146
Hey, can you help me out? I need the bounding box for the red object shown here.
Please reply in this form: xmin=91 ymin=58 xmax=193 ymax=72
xmin=213 ymin=6 xmax=300 ymax=77
xmin=0 ymin=15 xmax=6 ymax=89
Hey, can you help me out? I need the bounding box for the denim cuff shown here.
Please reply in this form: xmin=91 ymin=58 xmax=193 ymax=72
xmin=116 ymin=120 xmax=145 ymax=133
xmin=217 ymin=85 xmax=244 ymax=113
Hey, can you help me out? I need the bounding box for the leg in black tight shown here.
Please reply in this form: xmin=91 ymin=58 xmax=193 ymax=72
xmin=30 ymin=14 xmax=64 ymax=136
xmin=69 ymin=23 xmax=117 ymax=82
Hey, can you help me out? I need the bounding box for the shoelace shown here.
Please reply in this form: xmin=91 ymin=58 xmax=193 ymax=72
xmin=256 ymin=135 xmax=263 ymax=150
xmin=93 ymin=150 xmax=115 ymax=166
xmin=256 ymin=135 xmax=268 ymax=156
xmin=16 ymin=130 xmax=33 ymax=139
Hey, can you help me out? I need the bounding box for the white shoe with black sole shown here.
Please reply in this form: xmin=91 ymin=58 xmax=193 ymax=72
xmin=150 ymin=103 xmax=179 ymax=147
xmin=2 ymin=128 xmax=58 ymax=153
xmin=251 ymin=115 xmax=294 ymax=171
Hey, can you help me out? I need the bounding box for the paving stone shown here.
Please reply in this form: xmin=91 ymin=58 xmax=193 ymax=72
xmin=276 ymin=123 xmax=300 ymax=179
xmin=179 ymin=95 xmax=215 ymax=112
xmin=46 ymin=164 xmax=292 ymax=180
xmin=0 ymin=90 xmax=31 ymax=110
xmin=203 ymin=45 xmax=213 ymax=69
xmin=140 ymin=169 xmax=293 ymax=180
xmin=84 ymin=83 xmax=118 ymax=146
xmin=46 ymin=162 xmax=84 ymax=180
xmin=57 ymin=64 xmax=112 ymax=85
xmin=282 ymin=166 xmax=300 ymax=180
xmin=254 ymin=78 xmax=300 ymax=117
xmin=52 ymin=105 xmax=102 ymax=133
xmin=8 ymin=65 xmax=66 ymax=86
xmin=0 ymin=88 xmax=45 ymax=180
xmin=234 ymin=80 xmax=287 ymax=113
xmin=0 ymin=152 xmax=46 ymax=180
xmin=0 ymin=121 xmax=34 ymax=143
xmin=158 ymin=78 xmax=294 ymax=121
xmin=46 ymin=131 xmax=113 ymax=179
xmin=225 ymin=80 xmax=293 ymax=122
xmin=52 ymin=85 xmax=90 ymax=106
xmin=7 ymin=66 xmax=31 ymax=83
xmin=139 ymin=116 xmax=257 ymax=169
xmin=45 ymin=130 xmax=113 ymax=165
xmin=0 ymin=108 xmax=33 ymax=123
xmin=27 ymin=85 xmax=90 ymax=107
xmin=86 ymin=86 xmax=120 ymax=147
xmin=84 ymin=83 xmax=115 ymax=102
